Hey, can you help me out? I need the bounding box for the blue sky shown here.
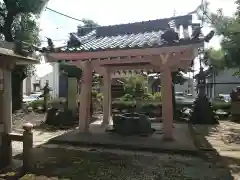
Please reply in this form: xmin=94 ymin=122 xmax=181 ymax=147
xmin=36 ymin=0 xmax=237 ymax=77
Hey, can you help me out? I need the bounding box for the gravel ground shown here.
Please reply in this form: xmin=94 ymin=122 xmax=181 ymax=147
xmin=20 ymin=145 xmax=231 ymax=180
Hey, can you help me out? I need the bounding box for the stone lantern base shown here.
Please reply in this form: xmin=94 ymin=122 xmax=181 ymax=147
xmin=190 ymin=95 xmax=219 ymax=125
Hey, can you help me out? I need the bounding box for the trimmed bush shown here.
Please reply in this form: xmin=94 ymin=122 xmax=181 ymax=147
xmin=212 ymin=101 xmax=231 ymax=111
xmin=112 ymin=100 xmax=162 ymax=116
xmin=29 ymin=99 xmax=44 ymax=110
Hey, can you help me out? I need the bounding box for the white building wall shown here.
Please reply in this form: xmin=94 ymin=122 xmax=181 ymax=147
xmin=175 ymin=78 xmax=197 ymax=97
xmin=22 ymin=62 xmax=60 ymax=99
xmin=52 ymin=63 xmax=59 ymax=99
xmin=23 ymin=74 xmax=40 ymax=95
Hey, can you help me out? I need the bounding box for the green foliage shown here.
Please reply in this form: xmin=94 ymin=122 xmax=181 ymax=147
xmin=0 ymin=0 xmax=49 ymax=111
xmin=13 ymin=14 xmax=41 ymax=46
xmin=123 ymin=75 xmax=147 ymax=98
xmin=211 ymin=98 xmax=231 ymax=111
xmin=152 ymin=92 xmax=161 ymax=100
xmin=91 ymin=91 xmax=103 ymax=111
xmin=0 ymin=0 xmax=48 ymax=42
xmin=2 ymin=0 xmax=48 ymax=15
xmin=196 ymin=1 xmax=240 ymax=70
xmin=29 ymin=99 xmax=44 ymax=110
xmin=118 ymin=94 xmax=134 ymax=101
xmin=0 ymin=0 xmax=48 ymax=77
xmin=204 ymin=48 xmax=225 ymax=69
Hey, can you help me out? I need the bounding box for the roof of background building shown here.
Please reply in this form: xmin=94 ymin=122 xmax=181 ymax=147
xmin=54 ymin=15 xmax=203 ymax=53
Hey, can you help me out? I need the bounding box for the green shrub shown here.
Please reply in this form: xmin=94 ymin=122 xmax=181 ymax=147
xmin=29 ymin=99 xmax=44 ymax=110
xmin=152 ymin=92 xmax=161 ymax=100
xmin=112 ymin=100 xmax=136 ymax=111
xmin=93 ymin=92 xmax=103 ymax=111
xmin=96 ymin=92 xmax=103 ymax=101
xmin=118 ymin=94 xmax=134 ymax=101
xmin=141 ymin=93 xmax=154 ymax=100
xmin=212 ymin=101 xmax=231 ymax=111
xmin=91 ymin=91 xmax=98 ymax=98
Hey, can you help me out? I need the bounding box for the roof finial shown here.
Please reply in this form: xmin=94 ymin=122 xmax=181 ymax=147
xmin=173 ymin=8 xmax=176 ymax=17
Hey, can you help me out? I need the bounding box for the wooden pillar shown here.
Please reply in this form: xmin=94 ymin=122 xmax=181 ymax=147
xmin=161 ymin=68 xmax=174 ymax=140
xmin=2 ymin=69 xmax=12 ymax=133
xmin=0 ymin=67 xmax=13 ymax=167
xmin=25 ymin=75 xmax=31 ymax=96
xmin=78 ymin=61 xmax=93 ymax=132
xmin=102 ymin=68 xmax=111 ymax=126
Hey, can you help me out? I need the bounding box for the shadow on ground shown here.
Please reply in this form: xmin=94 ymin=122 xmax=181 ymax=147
xmin=33 ymin=116 xmax=100 ymax=133
xmin=190 ymin=121 xmax=239 ymax=179
xmin=13 ymin=145 xmax=233 ymax=180
xmin=2 ymin=118 xmax=236 ymax=180
xmin=33 ymin=123 xmax=76 ymax=133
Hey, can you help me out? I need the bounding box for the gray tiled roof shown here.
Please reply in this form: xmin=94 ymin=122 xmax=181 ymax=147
xmin=55 ymin=15 xmax=203 ymax=53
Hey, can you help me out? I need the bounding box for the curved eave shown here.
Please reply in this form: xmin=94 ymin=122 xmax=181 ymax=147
xmin=45 ymin=41 xmax=204 ymax=62
xmin=0 ymin=47 xmax=39 ymax=64
xmin=55 ymin=39 xmax=204 ymax=53
xmin=15 ymin=56 xmax=39 ymax=65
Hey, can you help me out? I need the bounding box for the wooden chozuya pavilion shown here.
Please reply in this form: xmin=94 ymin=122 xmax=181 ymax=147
xmin=45 ymin=15 xmax=204 ymax=140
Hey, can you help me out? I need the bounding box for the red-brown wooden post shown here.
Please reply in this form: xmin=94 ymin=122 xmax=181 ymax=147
xmin=161 ymin=67 xmax=174 ymax=140
xmin=78 ymin=61 xmax=93 ymax=132
xmin=102 ymin=68 xmax=112 ymax=127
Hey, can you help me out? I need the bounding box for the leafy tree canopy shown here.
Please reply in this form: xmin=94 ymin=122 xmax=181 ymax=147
xmin=0 ymin=0 xmax=49 ymax=111
xmin=196 ymin=1 xmax=240 ymax=69
xmin=0 ymin=0 xmax=48 ymax=42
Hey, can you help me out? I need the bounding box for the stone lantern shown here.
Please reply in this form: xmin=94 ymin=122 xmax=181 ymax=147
xmin=190 ymin=48 xmax=218 ymax=124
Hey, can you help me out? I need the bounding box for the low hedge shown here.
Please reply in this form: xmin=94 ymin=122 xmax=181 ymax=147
xmin=112 ymin=100 xmax=231 ymax=114
xmin=212 ymin=101 xmax=231 ymax=111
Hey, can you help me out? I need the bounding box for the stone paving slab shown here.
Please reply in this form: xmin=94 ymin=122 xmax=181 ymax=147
xmin=49 ymin=123 xmax=198 ymax=154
